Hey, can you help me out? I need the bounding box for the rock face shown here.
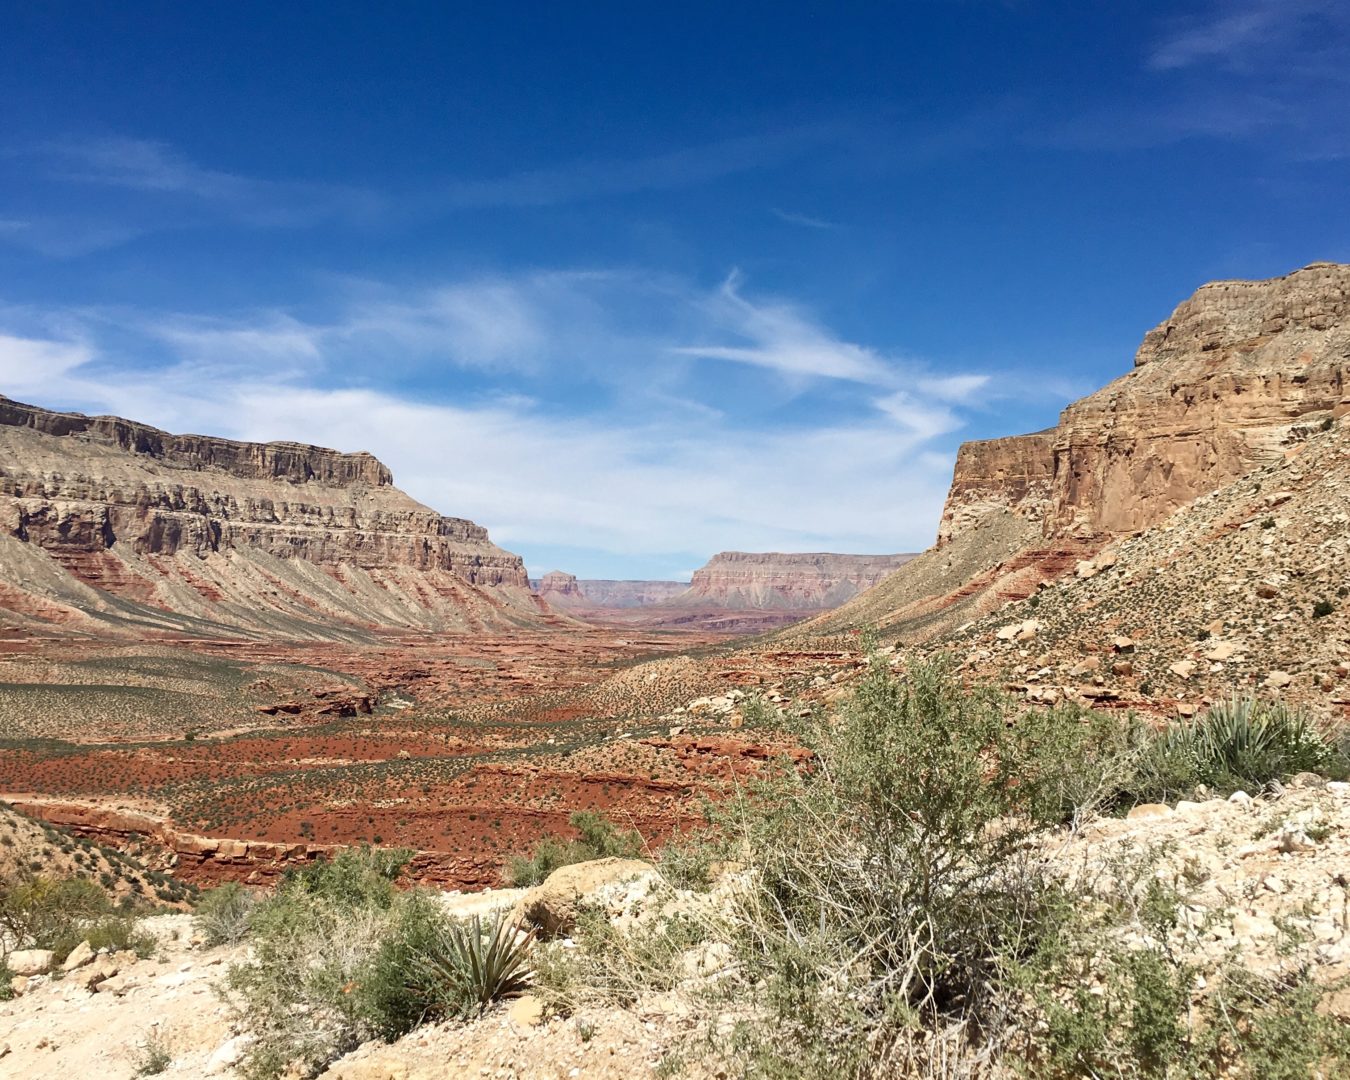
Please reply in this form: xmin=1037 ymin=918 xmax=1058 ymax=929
xmin=569 ymin=580 xmax=690 ymax=608
xmin=0 ymin=396 xmax=541 ymax=638
xmin=531 ymin=575 xmax=689 ymax=609
xmin=939 ymin=263 xmax=1350 ymax=547
xmin=676 ymin=551 xmax=915 ymax=611
xmin=812 ymin=262 xmax=1350 ymax=643
xmin=534 ymin=570 xmax=585 ymax=605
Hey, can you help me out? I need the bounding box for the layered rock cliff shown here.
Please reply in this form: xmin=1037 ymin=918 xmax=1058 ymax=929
xmin=531 ymin=574 xmax=688 ymax=609
xmin=939 ymin=262 xmax=1350 ymax=547
xmin=0 ymin=396 xmax=542 ymax=639
xmin=809 ymin=262 xmax=1350 ymax=641
xmin=676 ymin=551 xmax=915 ymax=611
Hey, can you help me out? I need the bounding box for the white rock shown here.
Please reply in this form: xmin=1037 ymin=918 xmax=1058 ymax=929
xmin=7 ymin=949 xmax=55 ymax=976
xmin=205 ymin=1034 xmax=254 ymax=1075
xmin=1276 ymin=826 xmax=1317 ymax=854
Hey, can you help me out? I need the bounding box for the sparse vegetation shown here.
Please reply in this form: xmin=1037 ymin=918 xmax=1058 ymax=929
xmin=226 ymin=846 xmax=535 ymax=1078
xmin=194 ymin=880 xmax=256 ymax=945
xmin=1126 ymin=696 xmax=1341 ymax=803
xmin=506 ymin=810 xmax=643 ymax=887
xmin=131 ymin=1031 xmax=173 ymax=1076
xmin=536 ymin=661 xmax=1350 ymax=1078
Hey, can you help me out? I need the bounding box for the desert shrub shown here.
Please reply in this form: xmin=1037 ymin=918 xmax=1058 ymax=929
xmin=506 ymin=810 xmax=643 ymax=887
xmin=1313 ymin=598 xmax=1335 ymax=619
xmin=194 ymin=881 xmax=256 ymax=946
xmin=131 ymin=1030 xmax=173 ymax=1076
xmin=1128 ymin=697 xmax=1337 ymax=802
xmin=0 ymin=873 xmax=110 ymax=956
xmin=49 ymin=913 xmax=156 ymax=962
xmin=0 ymin=960 xmax=13 ymax=1000
xmin=227 ymin=846 xmax=533 ymax=1079
xmin=678 ymin=658 xmax=1108 ymax=1076
xmin=533 ymin=905 xmax=707 ymax=1015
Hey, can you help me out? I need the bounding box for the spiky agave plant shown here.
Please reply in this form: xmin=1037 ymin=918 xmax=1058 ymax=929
xmin=1142 ymin=697 xmax=1332 ymax=798
xmin=410 ymin=912 xmax=535 ymax=1019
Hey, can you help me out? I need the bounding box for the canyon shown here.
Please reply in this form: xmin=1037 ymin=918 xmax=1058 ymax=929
xmin=533 ymin=551 xmax=915 ymax=632
xmin=3 ymin=262 xmax=1350 ymax=894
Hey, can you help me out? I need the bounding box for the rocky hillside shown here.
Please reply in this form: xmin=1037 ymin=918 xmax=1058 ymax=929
xmin=0 ymin=397 xmax=544 ymax=640
xmin=808 ymin=262 xmax=1350 ymax=642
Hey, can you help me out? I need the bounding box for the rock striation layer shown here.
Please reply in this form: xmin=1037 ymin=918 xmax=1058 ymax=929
xmin=676 ymin=551 xmax=915 ymax=611
xmin=0 ymin=396 xmax=541 ymax=639
xmin=531 ymin=575 xmax=688 ymax=609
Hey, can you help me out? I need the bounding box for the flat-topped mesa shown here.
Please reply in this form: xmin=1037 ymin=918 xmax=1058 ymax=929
xmin=0 ymin=396 xmax=537 ymax=637
xmin=678 ymin=551 xmax=916 ymax=611
xmin=0 ymin=395 xmax=393 ymax=487
xmin=535 ymin=570 xmax=585 ymax=605
xmin=939 ymin=262 xmax=1350 ymax=546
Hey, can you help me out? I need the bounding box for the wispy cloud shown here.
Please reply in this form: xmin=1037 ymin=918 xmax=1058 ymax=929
xmin=30 ymin=136 xmax=384 ymax=229
xmin=673 ymin=271 xmax=899 ymax=386
xmin=434 ymin=125 xmax=840 ymax=210
xmin=0 ymin=269 xmax=990 ymax=560
xmin=1148 ymin=0 xmax=1342 ymax=72
xmin=769 ymin=208 xmax=836 ymax=230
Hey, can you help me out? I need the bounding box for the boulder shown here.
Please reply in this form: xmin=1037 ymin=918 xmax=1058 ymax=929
xmin=1127 ymin=803 xmax=1174 ymax=821
xmin=7 ymin=949 xmax=54 ymax=976
xmin=60 ymin=940 xmax=95 ymax=972
xmin=511 ymin=857 xmax=655 ymax=937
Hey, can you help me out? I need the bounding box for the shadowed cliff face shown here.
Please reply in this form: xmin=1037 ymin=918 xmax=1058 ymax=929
xmin=939 ymin=262 xmax=1350 ymax=546
xmin=0 ymin=396 xmax=542 ymax=639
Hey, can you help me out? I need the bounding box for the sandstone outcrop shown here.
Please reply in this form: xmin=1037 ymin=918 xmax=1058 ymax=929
xmin=939 ymin=262 xmax=1350 ymax=548
xmin=533 ymin=570 xmax=585 ymax=605
xmin=0 ymin=396 xmax=542 ymax=638
xmin=556 ymin=579 xmax=689 ymax=608
xmin=816 ymin=263 xmax=1350 ymax=641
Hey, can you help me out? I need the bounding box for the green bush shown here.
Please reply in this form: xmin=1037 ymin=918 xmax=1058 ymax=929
xmin=194 ymin=881 xmax=256 ymax=946
xmin=226 ymin=847 xmax=534 ymax=1079
xmin=506 ymin=811 xmax=643 ymax=887
xmin=679 ymin=659 xmax=1099 ymax=1076
xmin=404 ymin=911 xmax=534 ymax=1020
xmin=131 ymin=1031 xmax=173 ymax=1076
xmin=1128 ymin=697 xmax=1337 ymax=802
xmin=49 ymin=914 xmax=156 ymax=963
xmin=0 ymin=873 xmax=110 ymax=955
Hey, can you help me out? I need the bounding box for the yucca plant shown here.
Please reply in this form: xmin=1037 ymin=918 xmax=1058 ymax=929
xmin=409 ymin=912 xmax=534 ymax=1019
xmin=1135 ymin=697 xmax=1333 ymax=800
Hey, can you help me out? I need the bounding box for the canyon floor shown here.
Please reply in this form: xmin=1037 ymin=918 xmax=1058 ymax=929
xmin=0 ymin=618 xmax=862 ymax=891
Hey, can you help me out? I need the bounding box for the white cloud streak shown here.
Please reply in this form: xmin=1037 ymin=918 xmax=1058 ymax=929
xmin=0 ymin=271 xmax=984 ymax=560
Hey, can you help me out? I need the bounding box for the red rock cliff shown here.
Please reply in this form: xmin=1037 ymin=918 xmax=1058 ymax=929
xmin=677 ymin=551 xmax=916 ymax=611
xmin=0 ymin=396 xmax=538 ymax=637
xmin=939 ymin=262 xmax=1350 ymax=545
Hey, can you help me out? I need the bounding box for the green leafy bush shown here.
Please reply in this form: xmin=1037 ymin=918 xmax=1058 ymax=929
xmin=1128 ymin=697 xmax=1337 ymax=802
xmin=0 ymin=873 xmax=110 ymax=955
xmin=506 ymin=811 xmax=643 ymax=887
xmin=227 ymin=846 xmax=534 ymax=1079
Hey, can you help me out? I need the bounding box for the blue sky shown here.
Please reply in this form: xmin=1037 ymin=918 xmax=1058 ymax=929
xmin=2 ymin=1 xmax=1348 ymax=580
